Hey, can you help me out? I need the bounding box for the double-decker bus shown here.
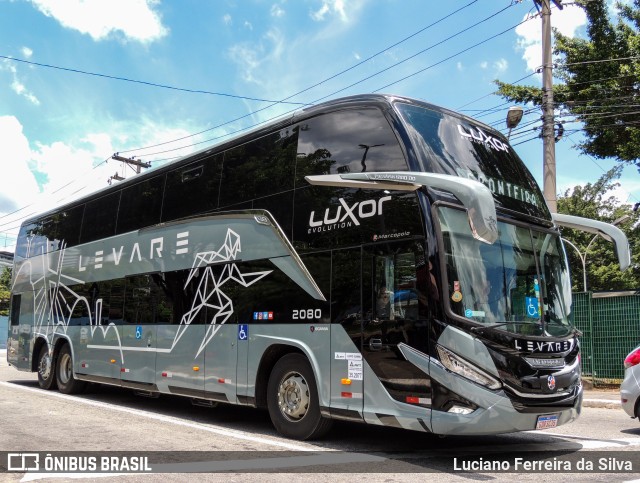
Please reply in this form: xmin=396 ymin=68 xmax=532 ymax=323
xmin=7 ymin=94 xmax=630 ymax=440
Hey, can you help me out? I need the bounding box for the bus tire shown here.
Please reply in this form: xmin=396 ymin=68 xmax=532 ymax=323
xmin=267 ymin=353 xmax=332 ymax=440
xmin=56 ymin=344 xmax=86 ymax=395
xmin=37 ymin=344 xmax=57 ymax=390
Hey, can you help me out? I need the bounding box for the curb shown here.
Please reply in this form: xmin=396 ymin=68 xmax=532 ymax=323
xmin=582 ymin=398 xmax=621 ymax=409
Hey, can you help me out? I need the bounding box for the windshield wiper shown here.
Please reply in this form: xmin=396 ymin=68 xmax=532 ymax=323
xmin=470 ymin=321 xmax=542 ymax=334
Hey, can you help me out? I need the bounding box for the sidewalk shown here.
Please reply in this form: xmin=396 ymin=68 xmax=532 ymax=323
xmin=582 ymin=388 xmax=622 ymax=409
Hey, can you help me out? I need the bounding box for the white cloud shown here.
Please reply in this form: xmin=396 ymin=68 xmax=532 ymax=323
xmin=480 ymin=61 xmax=488 ymax=69
xmin=494 ymin=58 xmax=508 ymax=73
xmin=244 ymin=21 xmax=253 ymax=31
xmin=227 ymin=28 xmax=285 ymax=86
xmin=515 ymin=5 xmax=587 ymax=72
xmin=457 ymin=62 xmax=464 ymax=71
xmin=1 ymin=58 xmax=40 ymax=105
xmin=271 ymin=4 xmax=285 ymax=17
xmin=10 ymin=78 xmax=40 ymax=105
xmin=223 ymin=14 xmax=232 ymax=25
xmin=0 ymin=116 xmax=40 ymax=214
xmin=310 ymin=0 xmax=347 ymax=22
xmin=21 ymin=47 xmax=33 ymax=58
xmin=29 ymin=0 xmax=168 ymax=43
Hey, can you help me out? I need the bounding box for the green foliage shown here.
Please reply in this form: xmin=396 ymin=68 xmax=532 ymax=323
xmin=557 ymin=167 xmax=640 ymax=291
xmin=0 ymin=267 xmax=11 ymax=316
xmin=496 ymin=0 xmax=640 ymax=168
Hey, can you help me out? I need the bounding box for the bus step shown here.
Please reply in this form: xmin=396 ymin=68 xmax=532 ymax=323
xmin=133 ymin=390 xmax=159 ymax=398
xmin=191 ymin=398 xmax=218 ymax=408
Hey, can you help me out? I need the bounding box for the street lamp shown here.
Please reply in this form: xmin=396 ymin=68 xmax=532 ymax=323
xmin=561 ymin=215 xmax=631 ymax=291
xmin=506 ymin=106 xmax=523 ymax=139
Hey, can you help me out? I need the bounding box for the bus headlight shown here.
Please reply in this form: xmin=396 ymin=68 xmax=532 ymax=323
xmin=436 ymin=345 xmax=502 ymax=390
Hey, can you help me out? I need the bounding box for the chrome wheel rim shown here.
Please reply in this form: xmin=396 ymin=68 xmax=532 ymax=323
xmin=58 ymin=352 xmax=72 ymax=385
xmin=39 ymin=351 xmax=52 ymax=380
xmin=277 ymin=371 xmax=310 ymax=422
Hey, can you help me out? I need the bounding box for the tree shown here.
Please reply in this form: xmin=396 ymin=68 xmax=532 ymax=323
xmin=0 ymin=267 xmax=11 ymax=316
xmin=558 ymin=166 xmax=640 ymax=291
xmin=495 ymin=0 xmax=640 ymax=168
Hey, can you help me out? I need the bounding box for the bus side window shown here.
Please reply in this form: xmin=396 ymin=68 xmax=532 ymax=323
xmin=218 ymin=129 xmax=296 ymax=208
xmin=150 ymin=273 xmax=173 ymax=324
xmin=9 ymin=294 xmax=21 ymax=326
xmin=295 ymin=108 xmax=407 ymax=186
xmin=117 ymin=175 xmax=165 ymax=234
xmin=80 ymin=191 xmax=121 ymax=244
xmin=124 ymin=275 xmax=154 ymax=325
xmin=162 ymin=155 xmax=224 ymax=222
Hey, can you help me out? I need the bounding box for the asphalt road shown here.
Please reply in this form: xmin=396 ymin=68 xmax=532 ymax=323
xmin=1 ymin=353 xmax=640 ymax=482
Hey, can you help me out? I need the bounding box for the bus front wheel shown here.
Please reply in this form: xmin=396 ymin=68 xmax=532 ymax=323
xmin=266 ymin=353 xmax=332 ymax=440
xmin=56 ymin=344 xmax=86 ymax=394
xmin=37 ymin=344 xmax=57 ymax=390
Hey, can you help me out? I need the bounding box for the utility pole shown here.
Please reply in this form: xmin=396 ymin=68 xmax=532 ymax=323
xmin=541 ymin=0 xmax=557 ymax=213
xmin=108 ymin=154 xmax=151 ymax=184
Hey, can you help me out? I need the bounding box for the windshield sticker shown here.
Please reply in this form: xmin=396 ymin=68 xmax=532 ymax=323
xmin=455 ymin=168 xmax=542 ymax=208
xmin=525 ymin=297 xmax=540 ymax=319
xmin=451 ymin=291 xmax=462 ymax=303
xmin=465 ymin=308 xmax=485 ymax=318
xmin=457 ymin=124 xmax=509 ymax=153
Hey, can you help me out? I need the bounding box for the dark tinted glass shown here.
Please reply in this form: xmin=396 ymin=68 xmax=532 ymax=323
xmin=9 ymin=294 xmax=21 ymax=325
xmin=80 ymin=191 xmax=121 ymax=244
xmin=331 ymin=248 xmax=362 ymax=331
xmin=15 ymin=205 xmax=84 ymax=258
xmin=296 ymin=108 xmax=406 ymax=186
xmin=108 ymin=278 xmax=125 ymax=324
xmin=57 ymin=205 xmax=84 ymax=248
xmin=117 ymin=175 xmax=164 ymax=234
xmin=218 ymin=128 xmax=297 ymax=207
xmin=124 ymin=275 xmax=154 ymax=324
xmin=162 ymin=154 xmax=223 ymax=222
xmin=396 ymin=103 xmax=550 ymax=220
xmin=64 ymin=284 xmax=90 ymax=326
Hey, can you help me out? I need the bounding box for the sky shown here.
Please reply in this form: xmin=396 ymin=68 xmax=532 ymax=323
xmin=0 ymin=0 xmax=638 ymax=252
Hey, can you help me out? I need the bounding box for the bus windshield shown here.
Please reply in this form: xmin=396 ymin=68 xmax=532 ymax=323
xmin=439 ymin=206 xmax=574 ymax=337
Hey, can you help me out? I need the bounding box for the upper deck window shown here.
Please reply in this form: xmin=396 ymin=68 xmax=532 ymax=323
xmin=296 ymin=108 xmax=407 ymax=186
xmin=80 ymin=191 xmax=121 ymax=244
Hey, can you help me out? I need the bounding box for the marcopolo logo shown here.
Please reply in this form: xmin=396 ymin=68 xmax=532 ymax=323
xmin=457 ymin=124 xmax=509 ymax=153
xmin=308 ymin=196 xmax=391 ymax=234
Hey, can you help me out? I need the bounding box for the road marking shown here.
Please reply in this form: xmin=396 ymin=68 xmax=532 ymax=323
xmin=0 ymin=381 xmax=319 ymax=452
xmin=525 ymin=430 xmax=640 ymax=449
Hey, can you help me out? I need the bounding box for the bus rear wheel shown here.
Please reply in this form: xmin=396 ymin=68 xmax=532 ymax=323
xmin=267 ymin=353 xmax=332 ymax=440
xmin=56 ymin=344 xmax=86 ymax=394
xmin=37 ymin=344 xmax=57 ymax=390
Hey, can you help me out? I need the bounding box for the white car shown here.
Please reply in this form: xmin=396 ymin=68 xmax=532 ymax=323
xmin=621 ymin=346 xmax=640 ymax=418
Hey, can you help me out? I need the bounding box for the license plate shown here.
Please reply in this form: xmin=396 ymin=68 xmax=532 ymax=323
xmin=536 ymin=414 xmax=559 ymax=430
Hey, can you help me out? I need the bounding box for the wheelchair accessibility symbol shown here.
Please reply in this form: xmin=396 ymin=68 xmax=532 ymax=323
xmin=135 ymin=326 xmax=143 ymax=339
xmin=525 ymin=297 xmax=539 ymax=318
xmin=238 ymin=324 xmax=248 ymax=341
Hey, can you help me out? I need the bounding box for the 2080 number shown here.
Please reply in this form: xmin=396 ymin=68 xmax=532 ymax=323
xmin=292 ymin=309 xmax=322 ymax=320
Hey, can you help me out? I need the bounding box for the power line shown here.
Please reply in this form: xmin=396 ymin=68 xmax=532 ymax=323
xmin=125 ymin=2 xmax=523 ymax=159
xmin=118 ymin=0 xmax=482 ymax=156
xmin=309 ymin=3 xmax=519 ymax=103
xmin=0 ymin=55 xmax=308 ymax=106
xmin=456 ymin=72 xmax=537 ymax=110
xmin=558 ymin=56 xmax=640 ymax=67
xmin=0 ymin=1 xmax=486 ymax=229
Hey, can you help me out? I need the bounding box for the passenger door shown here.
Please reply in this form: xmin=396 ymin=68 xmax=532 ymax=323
xmin=362 ymin=241 xmax=432 ymax=427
